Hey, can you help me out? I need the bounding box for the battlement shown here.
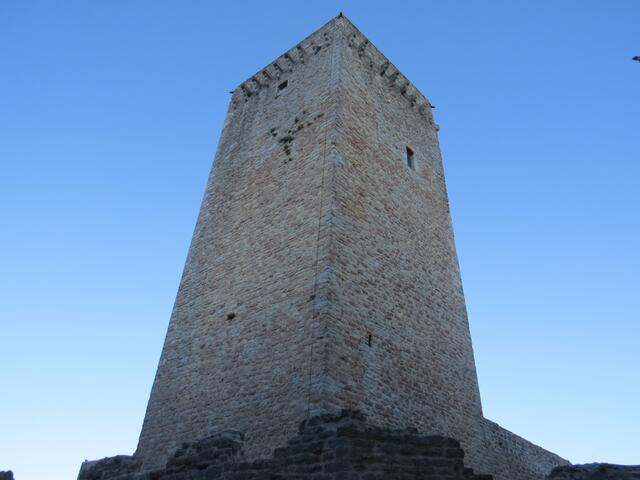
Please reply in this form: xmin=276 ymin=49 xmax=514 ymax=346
xmin=231 ymin=17 xmax=334 ymax=101
xmin=232 ymin=21 xmax=332 ymax=99
xmin=341 ymin=16 xmax=438 ymax=128
xmin=232 ymin=15 xmax=438 ymax=129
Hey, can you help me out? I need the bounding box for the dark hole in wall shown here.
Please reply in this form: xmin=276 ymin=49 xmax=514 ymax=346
xmin=227 ymin=313 xmax=236 ymax=320
xmin=368 ymin=334 xmax=372 ymax=347
xmin=278 ymin=80 xmax=288 ymax=91
xmin=406 ymin=147 xmax=415 ymax=170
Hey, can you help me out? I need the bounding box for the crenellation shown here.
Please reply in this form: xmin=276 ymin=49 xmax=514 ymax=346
xmin=356 ymin=38 xmax=369 ymax=57
xmin=282 ymin=51 xmax=296 ymax=69
xmin=398 ymin=77 xmax=410 ymax=95
xmin=406 ymin=87 xmax=419 ymax=107
xmin=233 ymin=15 xmax=436 ymax=129
xmin=240 ymin=83 xmax=253 ymax=98
xmin=235 ymin=31 xmax=336 ymax=102
xmin=250 ymin=75 xmax=265 ymax=89
xmin=271 ymin=60 xmax=285 ymax=76
xmin=379 ymin=60 xmax=390 ymax=76
xmin=339 ymin=17 xmax=439 ymax=124
xmin=386 ymin=67 xmax=401 ymax=85
xmin=260 ymin=68 xmax=273 ymax=81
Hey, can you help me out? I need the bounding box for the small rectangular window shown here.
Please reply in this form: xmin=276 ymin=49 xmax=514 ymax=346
xmin=278 ymin=80 xmax=288 ymax=91
xmin=406 ymin=147 xmax=415 ymax=170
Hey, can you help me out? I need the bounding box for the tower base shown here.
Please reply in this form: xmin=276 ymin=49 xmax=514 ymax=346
xmin=77 ymin=410 xmax=569 ymax=480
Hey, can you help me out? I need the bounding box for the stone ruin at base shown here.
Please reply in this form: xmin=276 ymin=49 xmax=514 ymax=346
xmin=77 ymin=411 xmax=639 ymax=480
xmin=68 ymin=14 xmax=635 ymax=480
xmin=79 ymin=410 xmax=494 ymax=480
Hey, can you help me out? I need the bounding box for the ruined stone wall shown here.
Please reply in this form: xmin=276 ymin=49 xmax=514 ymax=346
xmin=548 ymin=464 xmax=640 ymax=479
xmin=135 ymin=18 xmax=342 ymax=472
xmin=82 ymin=411 xmax=494 ymax=480
xmin=480 ymin=419 xmax=569 ymax=480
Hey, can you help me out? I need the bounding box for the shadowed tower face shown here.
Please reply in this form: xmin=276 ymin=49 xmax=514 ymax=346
xmin=135 ymin=16 xmax=565 ymax=480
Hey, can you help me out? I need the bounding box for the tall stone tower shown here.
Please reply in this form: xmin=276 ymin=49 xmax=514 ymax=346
xmin=135 ymin=15 xmax=566 ymax=480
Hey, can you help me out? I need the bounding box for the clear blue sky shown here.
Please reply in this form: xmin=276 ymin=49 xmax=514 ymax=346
xmin=1 ymin=2 xmax=638 ymax=479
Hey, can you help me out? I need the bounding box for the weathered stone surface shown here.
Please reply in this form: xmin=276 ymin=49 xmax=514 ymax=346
xmin=95 ymin=14 xmax=568 ymax=480
xmin=480 ymin=419 xmax=568 ymax=480
xmin=78 ymin=455 xmax=141 ymax=480
xmin=548 ymin=463 xmax=640 ymax=479
xmin=81 ymin=411 xmax=494 ymax=480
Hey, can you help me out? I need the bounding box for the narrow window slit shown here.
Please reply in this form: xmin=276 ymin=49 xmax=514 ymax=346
xmin=406 ymin=147 xmax=415 ymax=170
xmin=278 ymin=80 xmax=288 ymax=91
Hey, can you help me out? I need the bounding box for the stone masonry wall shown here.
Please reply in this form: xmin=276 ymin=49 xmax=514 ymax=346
xmin=481 ymin=419 xmax=569 ymax=480
xmin=81 ymin=411 xmax=494 ymax=480
xmin=133 ymin=14 xmax=568 ymax=480
xmin=323 ymin=15 xmax=484 ymax=451
xmin=548 ymin=464 xmax=640 ymax=479
xmin=135 ymin=18 xmax=343 ymax=471
xmin=311 ymin=18 xmax=569 ymax=480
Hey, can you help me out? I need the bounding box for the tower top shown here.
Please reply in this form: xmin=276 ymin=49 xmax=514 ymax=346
xmin=232 ymin=15 xmax=436 ymax=126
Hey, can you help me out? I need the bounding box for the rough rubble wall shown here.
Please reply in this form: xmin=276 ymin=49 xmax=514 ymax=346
xmin=81 ymin=411 xmax=494 ymax=480
xmin=548 ymin=464 xmax=640 ymax=479
xmin=135 ymin=19 xmax=342 ymax=472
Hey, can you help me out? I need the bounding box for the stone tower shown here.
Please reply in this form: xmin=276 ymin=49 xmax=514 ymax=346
xmin=135 ymin=15 xmax=566 ymax=480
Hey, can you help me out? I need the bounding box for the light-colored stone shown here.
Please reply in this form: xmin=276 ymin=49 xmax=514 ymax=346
xmin=135 ymin=15 xmax=568 ymax=480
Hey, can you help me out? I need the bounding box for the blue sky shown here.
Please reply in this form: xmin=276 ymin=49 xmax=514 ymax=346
xmin=1 ymin=1 xmax=638 ymax=479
